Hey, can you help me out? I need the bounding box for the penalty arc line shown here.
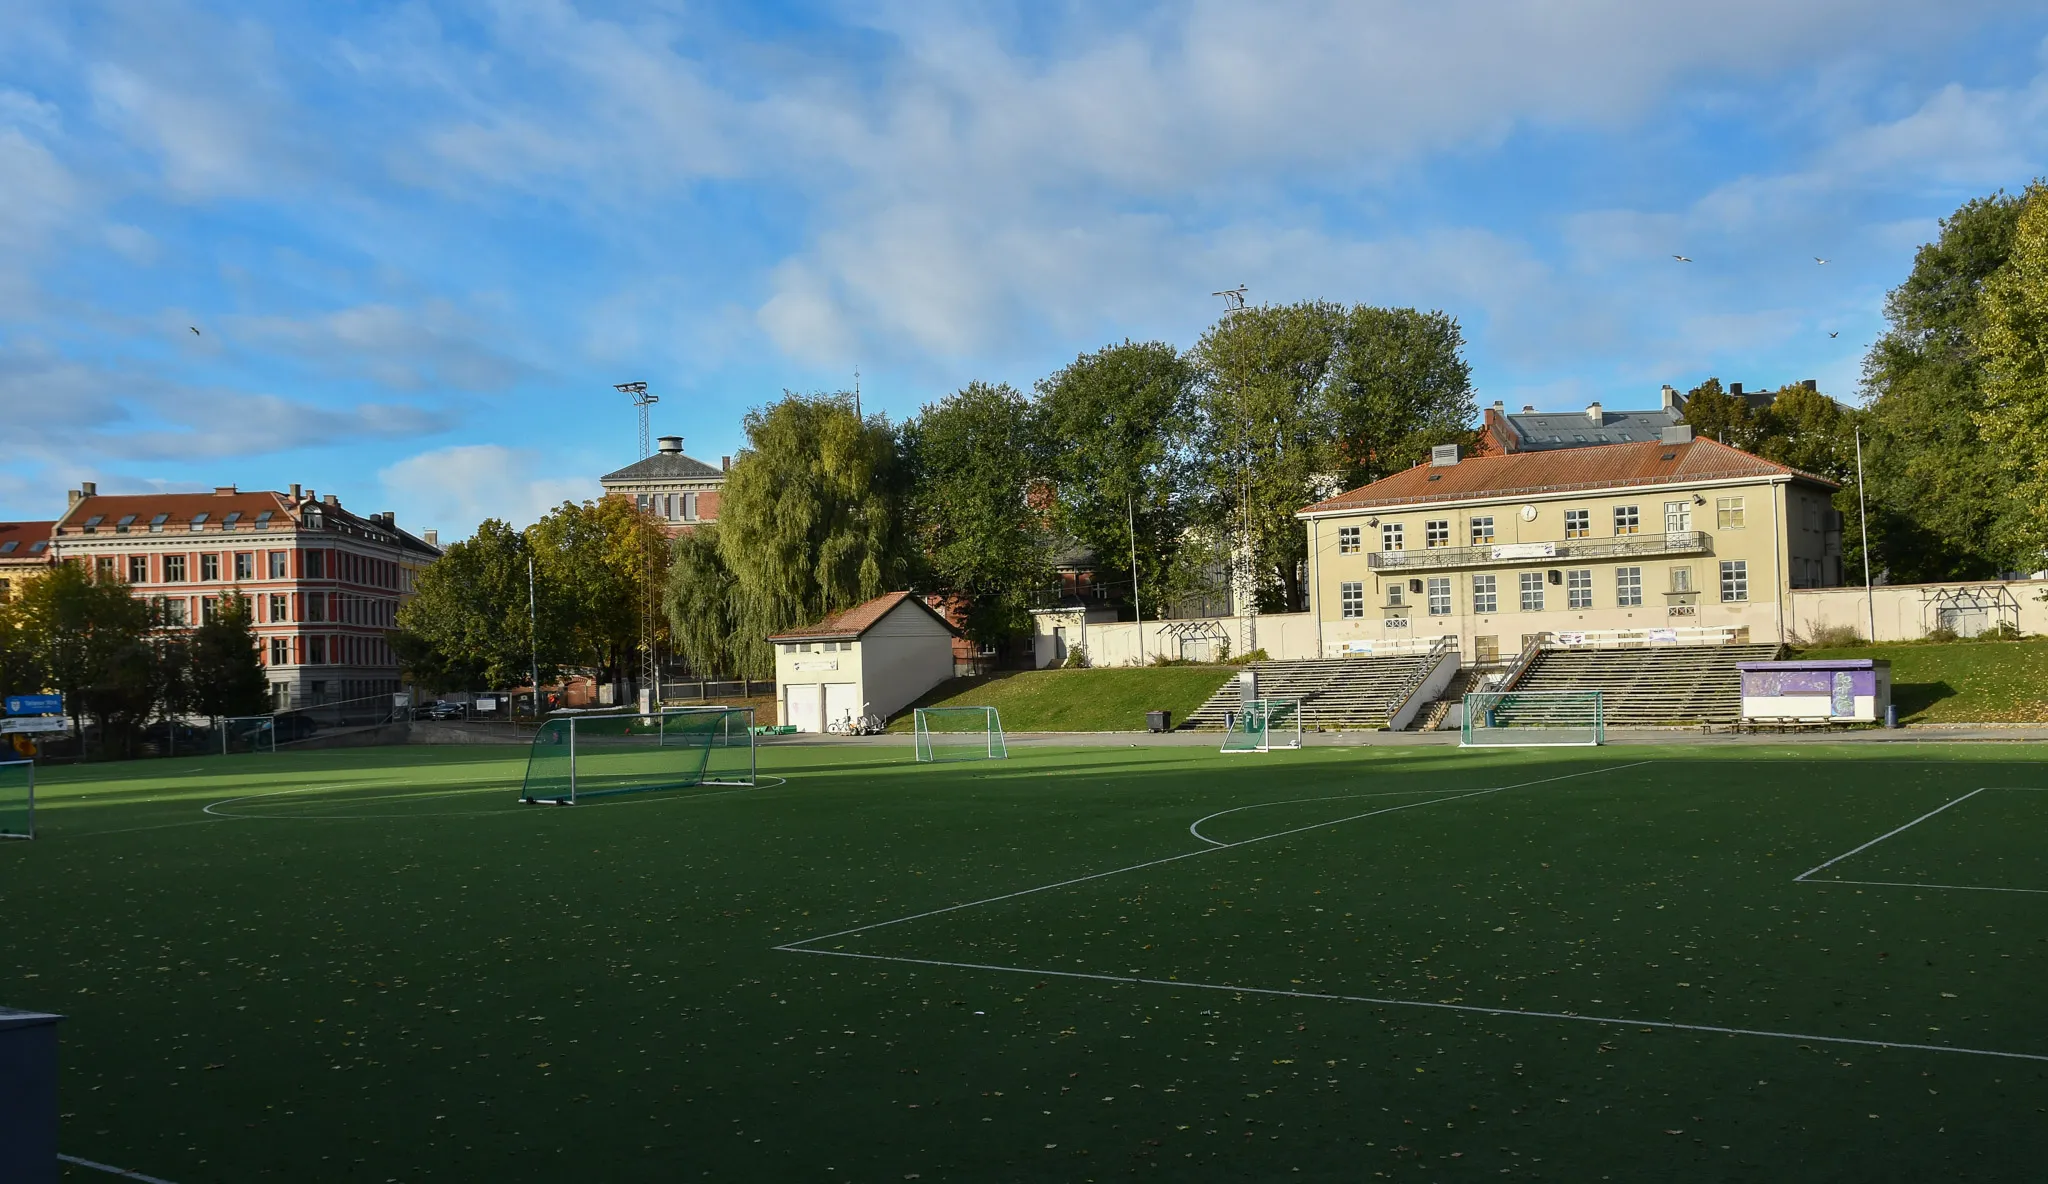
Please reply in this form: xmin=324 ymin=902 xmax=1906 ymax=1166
xmin=1792 ymin=788 xmax=1986 ymax=882
xmin=782 ymin=946 xmax=2048 ymax=1066
xmin=777 ymin=761 xmax=1651 ymax=951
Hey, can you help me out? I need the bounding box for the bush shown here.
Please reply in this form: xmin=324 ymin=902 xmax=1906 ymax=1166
xmin=1982 ymin=621 xmax=2025 ymax=641
xmin=1924 ymin=626 xmax=1960 ymax=644
xmin=1238 ymin=648 xmax=1271 ymax=664
xmin=1802 ymin=622 xmax=1867 ymax=648
xmin=1061 ymin=645 xmax=1091 ymax=669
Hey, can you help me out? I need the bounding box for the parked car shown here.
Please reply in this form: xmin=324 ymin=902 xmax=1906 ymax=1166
xmin=272 ymin=713 xmax=320 ymax=742
xmin=413 ymin=701 xmax=465 ymax=721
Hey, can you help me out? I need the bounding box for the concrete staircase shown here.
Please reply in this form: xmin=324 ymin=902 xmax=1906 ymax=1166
xmin=1181 ymin=655 xmax=1433 ymax=731
xmin=1413 ymin=665 xmax=1487 ymax=732
xmin=1510 ymin=643 xmax=1782 ymax=725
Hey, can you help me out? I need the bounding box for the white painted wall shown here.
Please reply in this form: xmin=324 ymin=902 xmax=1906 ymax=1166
xmin=852 ymin=601 xmax=957 ymax=719
xmin=1787 ymin=579 xmax=2048 ymax=642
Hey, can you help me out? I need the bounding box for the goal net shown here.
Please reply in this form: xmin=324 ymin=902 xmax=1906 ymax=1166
xmin=1221 ymin=699 xmax=1302 ymax=753
xmin=1461 ymin=689 xmax=1605 ymax=747
xmin=0 ymin=759 xmax=32 ymax=840
xmin=914 ymin=707 xmax=1007 ymax=762
xmin=521 ymin=708 xmax=757 ymax=804
xmin=220 ymin=716 xmax=277 ymax=754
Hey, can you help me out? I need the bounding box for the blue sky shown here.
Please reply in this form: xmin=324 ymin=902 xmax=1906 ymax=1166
xmin=4 ymin=2 xmax=2046 ymax=540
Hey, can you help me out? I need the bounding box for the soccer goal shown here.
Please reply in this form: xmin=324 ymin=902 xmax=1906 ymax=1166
xmin=0 ymin=759 xmax=32 ymax=840
xmin=220 ymin=716 xmax=277 ymax=754
xmin=1461 ymin=689 xmax=1605 ymax=747
xmin=914 ymin=706 xmax=1007 ymax=762
xmin=520 ymin=708 xmax=757 ymax=804
xmin=1221 ymin=699 xmax=1302 ymax=753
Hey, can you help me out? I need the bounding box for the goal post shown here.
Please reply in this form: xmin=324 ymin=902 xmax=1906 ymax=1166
xmin=913 ymin=706 xmax=1007 ymax=762
xmin=220 ymin=716 xmax=277 ymax=754
xmin=0 ymin=759 xmax=32 ymax=839
xmin=1461 ymin=689 xmax=1605 ymax=747
xmin=1221 ymin=699 xmax=1302 ymax=753
xmin=520 ymin=708 xmax=757 ymax=804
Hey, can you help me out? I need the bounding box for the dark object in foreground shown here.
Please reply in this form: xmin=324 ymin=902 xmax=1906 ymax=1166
xmin=0 ymin=1007 xmax=62 ymax=1184
xmin=1147 ymin=709 xmax=1171 ymax=732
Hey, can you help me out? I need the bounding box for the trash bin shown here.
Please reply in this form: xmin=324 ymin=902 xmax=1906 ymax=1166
xmin=1146 ymin=710 xmax=1170 ymax=733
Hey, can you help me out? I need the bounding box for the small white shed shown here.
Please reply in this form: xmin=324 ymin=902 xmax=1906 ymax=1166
xmin=769 ymin=592 xmax=960 ymax=733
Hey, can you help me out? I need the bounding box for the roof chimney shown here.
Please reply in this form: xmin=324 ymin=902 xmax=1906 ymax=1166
xmin=304 ymin=490 xmax=315 ymax=506
xmin=80 ymin=481 xmax=96 ymax=498
xmin=721 ymin=456 xmax=730 ymax=472
xmin=1586 ymin=401 xmax=1603 ymax=424
xmin=1661 ymin=384 xmax=1678 ymax=410
xmin=424 ymin=529 xmax=439 ymax=547
xmin=1660 ymin=424 xmax=1695 ymax=444
xmin=379 ymin=511 xmax=394 ymax=525
xmin=1521 ymin=405 xmax=1536 ymax=413
xmin=1430 ymin=444 xmax=1461 ymax=467
xmin=656 ymin=436 xmax=683 ymax=454
xmin=1729 ymin=382 xmax=1744 ymax=397
xmin=1491 ymin=400 xmax=1504 ymax=412
xmin=214 ymin=485 xmax=237 ymax=497
xmin=324 ymin=494 xmax=338 ymax=507
xmin=1801 ymin=378 xmax=1818 ymax=392
xmin=290 ymin=483 xmax=302 ymax=500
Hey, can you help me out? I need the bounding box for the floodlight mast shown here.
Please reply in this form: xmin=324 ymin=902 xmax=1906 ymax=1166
xmin=1211 ymin=285 xmax=1255 ymax=658
xmin=616 ymin=380 xmax=660 ymax=706
xmin=617 ymin=381 xmax=657 ymax=460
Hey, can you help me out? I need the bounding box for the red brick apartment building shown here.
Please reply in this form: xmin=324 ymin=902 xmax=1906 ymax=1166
xmin=49 ymin=482 xmax=442 ymax=708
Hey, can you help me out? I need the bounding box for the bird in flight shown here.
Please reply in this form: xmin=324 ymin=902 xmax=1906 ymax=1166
xmin=1828 ymin=331 xmax=1840 ymax=338
xmin=1814 ymin=256 xmax=1829 ymax=264
xmin=1672 ymin=254 xmax=1692 ymax=263
xmin=189 ymin=326 xmax=201 ymax=336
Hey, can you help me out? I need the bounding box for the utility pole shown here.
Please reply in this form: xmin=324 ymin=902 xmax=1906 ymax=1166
xmin=528 ymin=555 xmax=541 ymax=718
xmin=616 ymin=381 xmax=660 ymax=705
xmin=1128 ymin=492 xmax=1144 ymax=664
xmin=1212 ymin=285 xmax=1256 ymax=658
xmin=1855 ymin=425 xmax=1875 ymax=642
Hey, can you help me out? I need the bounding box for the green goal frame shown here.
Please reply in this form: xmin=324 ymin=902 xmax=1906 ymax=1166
xmin=0 ymin=759 xmax=32 ymax=840
xmin=220 ymin=716 xmax=277 ymax=754
xmin=1461 ymin=689 xmax=1605 ymax=747
xmin=521 ymin=708 xmax=757 ymax=804
xmin=1221 ymin=699 xmax=1302 ymax=753
xmin=914 ymin=707 xmax=1008 ymax=762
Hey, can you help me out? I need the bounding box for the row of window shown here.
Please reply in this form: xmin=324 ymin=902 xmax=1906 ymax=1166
xmin=151 ymin=592 xmax=395 ymax=628
xmin=780 ymin=640 xmax=853 ymax=654
xmin=81 ymin=509 xmax=276 ymax=534
xmin=637 ymin=492 xmax=705 ymax=522
xmin=1337 ymin=562 xmax=1749 ymax=618
xmin=263 ymin=634 xmax=396 ymax=668
xmin=1336 ymin=499 xmax=1745 ymax=554
xmin=89 ymin=549 xmax=399 ymax=588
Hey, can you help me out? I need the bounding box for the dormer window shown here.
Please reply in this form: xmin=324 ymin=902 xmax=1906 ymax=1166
xmin=222 ymin=511 xmax=242 ymax=528
xmin=254 ymin=510 xmax=273 ymax=530
xmin=149 ymin=513 xmax=169 ymax=532
xmin=29 ymin=541 xmax=45 ymax=553
xmin=190 ymin=512 xmax=209 ymax=531
xmin=82 ymin=515 xmax=104 ymax=532
xmin=116 ymin=514 xmax=136 ymax=532
xmin=0 ymin=541 xmax=14 ymax=554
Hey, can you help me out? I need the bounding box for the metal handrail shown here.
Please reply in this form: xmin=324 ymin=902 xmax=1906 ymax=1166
xmin=1382 ymin=634 xmax=1459 ymax=728
xmin=1493 ymin=633 xmax=1549 ymax=695
xmin=1368 ymin=530 xmax=1712 ymax=572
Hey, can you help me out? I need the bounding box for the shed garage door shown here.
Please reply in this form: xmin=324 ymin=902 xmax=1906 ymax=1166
xmin=785 ymin=683 xmax=822 ymax=733
xmin=824 ymin=682 xmax=861 ymax=730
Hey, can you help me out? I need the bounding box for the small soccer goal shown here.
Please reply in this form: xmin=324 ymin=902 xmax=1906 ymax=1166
xmin=1461 ymin=689 xmax=1605 ymax=747
xmin=220 ymin=716 xmax=277 ymax=754
xmin=0 ymin=759 xmax=33 ymax=840
xmin=521 ymin=707 xmax=757 ymax=804
xmin=913 ymin=707 xmax=1007 ymax=762
xmin=1221 ymin=699 xmax=1302 ymax=753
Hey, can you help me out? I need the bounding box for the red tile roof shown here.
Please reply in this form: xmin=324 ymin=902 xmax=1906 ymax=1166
xmin=0 ymin=521 xmax=55 ymax=562
xmin=55 ymin=490 xmax=295 ymax=535
xmin=1299 ymin=438 xmax=1837 ymax=516
xmin=767 ymin=591 xmax=959 ymax=641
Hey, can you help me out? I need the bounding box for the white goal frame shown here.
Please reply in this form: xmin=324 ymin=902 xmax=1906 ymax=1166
xmin=1221 ymin=699 xmax=1302 ymax=753
xmin=913 ymin=707 xmax=1008 ymax=762
xmin=1461 ymin=689 xmax=1605 ymax=747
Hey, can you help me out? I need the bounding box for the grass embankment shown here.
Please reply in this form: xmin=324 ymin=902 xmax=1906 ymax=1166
xmin=1798 ymin=636 xmax=2048 ymax=723
xmin=891 ymin=665 xmax=1234 ymax=731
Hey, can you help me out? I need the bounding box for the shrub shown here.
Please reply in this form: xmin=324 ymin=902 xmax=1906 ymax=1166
xmin=1924 ymin=626 xmax=1960 ymax=643
xmin=1061 ymin=645 xmax=1091 ymax=669
xmin=1803 ymin=623 xmax=1867 ymax=648
xmin=1982 ymin=621 xmax=2025 ymax=641
xmin=1238 ymin=648 xmax=1271 ymax=664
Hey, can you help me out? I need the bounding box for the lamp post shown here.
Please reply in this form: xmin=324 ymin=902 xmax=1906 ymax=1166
xmin=1855 ymin=425 xmax=1875 ymax=642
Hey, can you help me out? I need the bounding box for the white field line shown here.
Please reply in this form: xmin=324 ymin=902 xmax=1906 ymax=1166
xmin=1188 ymin=789 xmax=1459 ymax=847
xmin=1792 ymin=788 xmax=1987 ymax=882
xmin=58 ymin=1153 xmax=179 ymax=1183
xmin=1801 ymin=877 xmax=2048 ymax=896
xmin=777 ymin=761 xmax=1649 ymax=951
xmin=783 ymin=945 xmax=2048 ymax=1065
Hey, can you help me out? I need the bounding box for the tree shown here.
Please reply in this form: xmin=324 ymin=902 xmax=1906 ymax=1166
xmin=188 ymin=593 xmax=271 ymax=723
xmin=528 ymin=496 xmax=669 ymax=688
xmin=663 ymin=525 xmax=740 ymax=678
xmin=1975 ymin=182 xmax=2048 ymax=566
xmin=1752 ymin=384 xmax=1856 ymax=483
xmin=902 ymin=381 xmax=1049 ymax=643
xmin=1860 ymin=191 xmax=2027 ymax=580
xmin=1326 ymin=306 xmax=1478 ymax=487
xmin=1035 ymin=341 xmax=1200 ymax=618
xmin=9 ymin=562 xmax=154 ymax=745
xmin=1678 ymin=378 xmax=1763 ymax=452
xmin=714 ymin=394 xmax=909 ymax=678
xmin=391 ymin=520 xmax=542 ymax=692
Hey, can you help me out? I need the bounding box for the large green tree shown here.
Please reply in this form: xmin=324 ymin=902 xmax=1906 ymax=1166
xmin=1326 ymin=306 xmax=1478 ymax=487
xmin=188 ymin=593 xmax=271 ymax=723
xmin=529 ymin=496 xmax=669 ymax=686
xmin=1034 ymin=340 xmax=1201 ymax=617
xmin=392 ymin=520 xmax=545 ymax=692
xmin=706 ymin=393 xmax=909 ymax=679
xmin=1860 ymin=190 xmax=2027 ymax=579
xmin=1974 ymin=182 xmax=2048 ymax=566
xmin=9 ymin=563 xmax=158 ymax=755
xmin=902 ymin=381 xmax=1049 ymax=643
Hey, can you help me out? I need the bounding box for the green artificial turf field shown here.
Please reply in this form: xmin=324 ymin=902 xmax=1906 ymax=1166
xmin=3 ymin=740 xmax=2046 ymax=1181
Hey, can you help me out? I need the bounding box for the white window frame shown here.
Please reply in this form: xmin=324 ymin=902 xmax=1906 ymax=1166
xmin=1519 ymin=572 xmax=1544 ymax=612
xmin=1339 ymin=581 xmax=1364 ymax=619
xmin=1470 ymin=516 xmax=1495 ymax=546
xmin=1471 ymin=574 xmax=1498 ymax=614
xmin=1665 ymin=501 xmax=1692 ymax=533
xmin=1566 ymin=568 xmax=1593 ymax=609
xmin=1716 ymin=496 xmax=1746 ymax=530
xmin=1426 ymin=577 xmax=1451 ymax=616
xmin=1337 ymin=526 xmax=1360 ymax=555
xmin=1381 ymin=523 xmax=1404 ymax=553
xmin=1564 ymin=509 xmax=1590 ymax=539
xmin=1613 ymin=505 xmax=1639 ymax=535
xmin=1615 ymin=566 xmax=1643 ymax=607
xmin=1720 ymin=560 xmax=1749 ymax=602
xmin=1424 ymin=519 xmax=1450 ymax=549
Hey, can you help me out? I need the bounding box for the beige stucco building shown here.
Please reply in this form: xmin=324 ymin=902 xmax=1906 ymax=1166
xmin=768 ymin=592 xmax=959 ymax=732
xmin=1297 ymin=433 xmax=1842 ymax=659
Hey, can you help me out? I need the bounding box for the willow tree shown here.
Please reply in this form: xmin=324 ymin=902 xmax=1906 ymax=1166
xmin=708 ymin=393 xmax=909 ymax=679
xmin=1975 ymin=182 xmax=2048 ymax=565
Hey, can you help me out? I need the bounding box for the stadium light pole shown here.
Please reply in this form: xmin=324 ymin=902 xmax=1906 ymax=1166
xmin=1212 ymin=285 xmax=1255 ymax=658
xmin=528 ymin=556 xmax=541 ymax=719
xmin=1128 ymin=491 xmax=1143 ymax=664
xmin=1855 ymin=425 xmax=1875 ymax=642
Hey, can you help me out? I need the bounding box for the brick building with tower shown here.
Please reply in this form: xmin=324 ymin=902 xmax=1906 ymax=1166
xmin=599 ymin=435 xmax=728 ymax=536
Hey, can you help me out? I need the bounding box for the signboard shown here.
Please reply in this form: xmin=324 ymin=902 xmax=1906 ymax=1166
xmin=475 ymin=697 xmax=498 ymax=711
xmin=0 ymin=716 xmax=69 ymax=734
xmin=1555 ymin=631 xmax=1586 ymax=646
xmin=1647 ymin=628 xmax=1680 ymax=643
xmin=4 ymin=694 xmax=61 ymax=716
xmin=791 ymin=659 xmax=840 ymax=672
xmin=1491 ymin=542 xmax=1555 ymax=561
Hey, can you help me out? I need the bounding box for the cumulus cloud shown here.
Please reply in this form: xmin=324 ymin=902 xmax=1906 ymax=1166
xmin=226 ymin=301 xmax=537 ymax=391
xmin=377 ymin=445 xmax=593 ymax=539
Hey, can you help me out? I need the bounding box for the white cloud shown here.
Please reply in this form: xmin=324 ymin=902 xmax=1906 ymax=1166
xmin=377 ymin=444 xmax=591 ymax=540
xmin=226 ymin=301 xmax=536 ymax=391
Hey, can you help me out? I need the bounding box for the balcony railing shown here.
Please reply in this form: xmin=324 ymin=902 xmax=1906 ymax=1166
xmin=1367 ymin=530 xmax=1712 ymax=572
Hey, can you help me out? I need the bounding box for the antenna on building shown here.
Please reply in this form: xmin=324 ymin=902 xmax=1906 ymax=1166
xmin=1212 ymin=284 xmax=1248 ymax=312
xmin=615 ymin=381 xmax=657 ymax=459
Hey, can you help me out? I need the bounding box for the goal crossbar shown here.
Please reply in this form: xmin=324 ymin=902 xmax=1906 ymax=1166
xmin=1221 ymin=699 xmax=1302 ymax=753
xmin=914 ymin=707 xmax=1007 ymax=762
xmin=1461 ymin=689 xmax=1605 ymax=747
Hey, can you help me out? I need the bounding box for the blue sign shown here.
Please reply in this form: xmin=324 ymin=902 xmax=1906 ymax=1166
xmin=5 ymin=694 xmax=62 ymax=716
